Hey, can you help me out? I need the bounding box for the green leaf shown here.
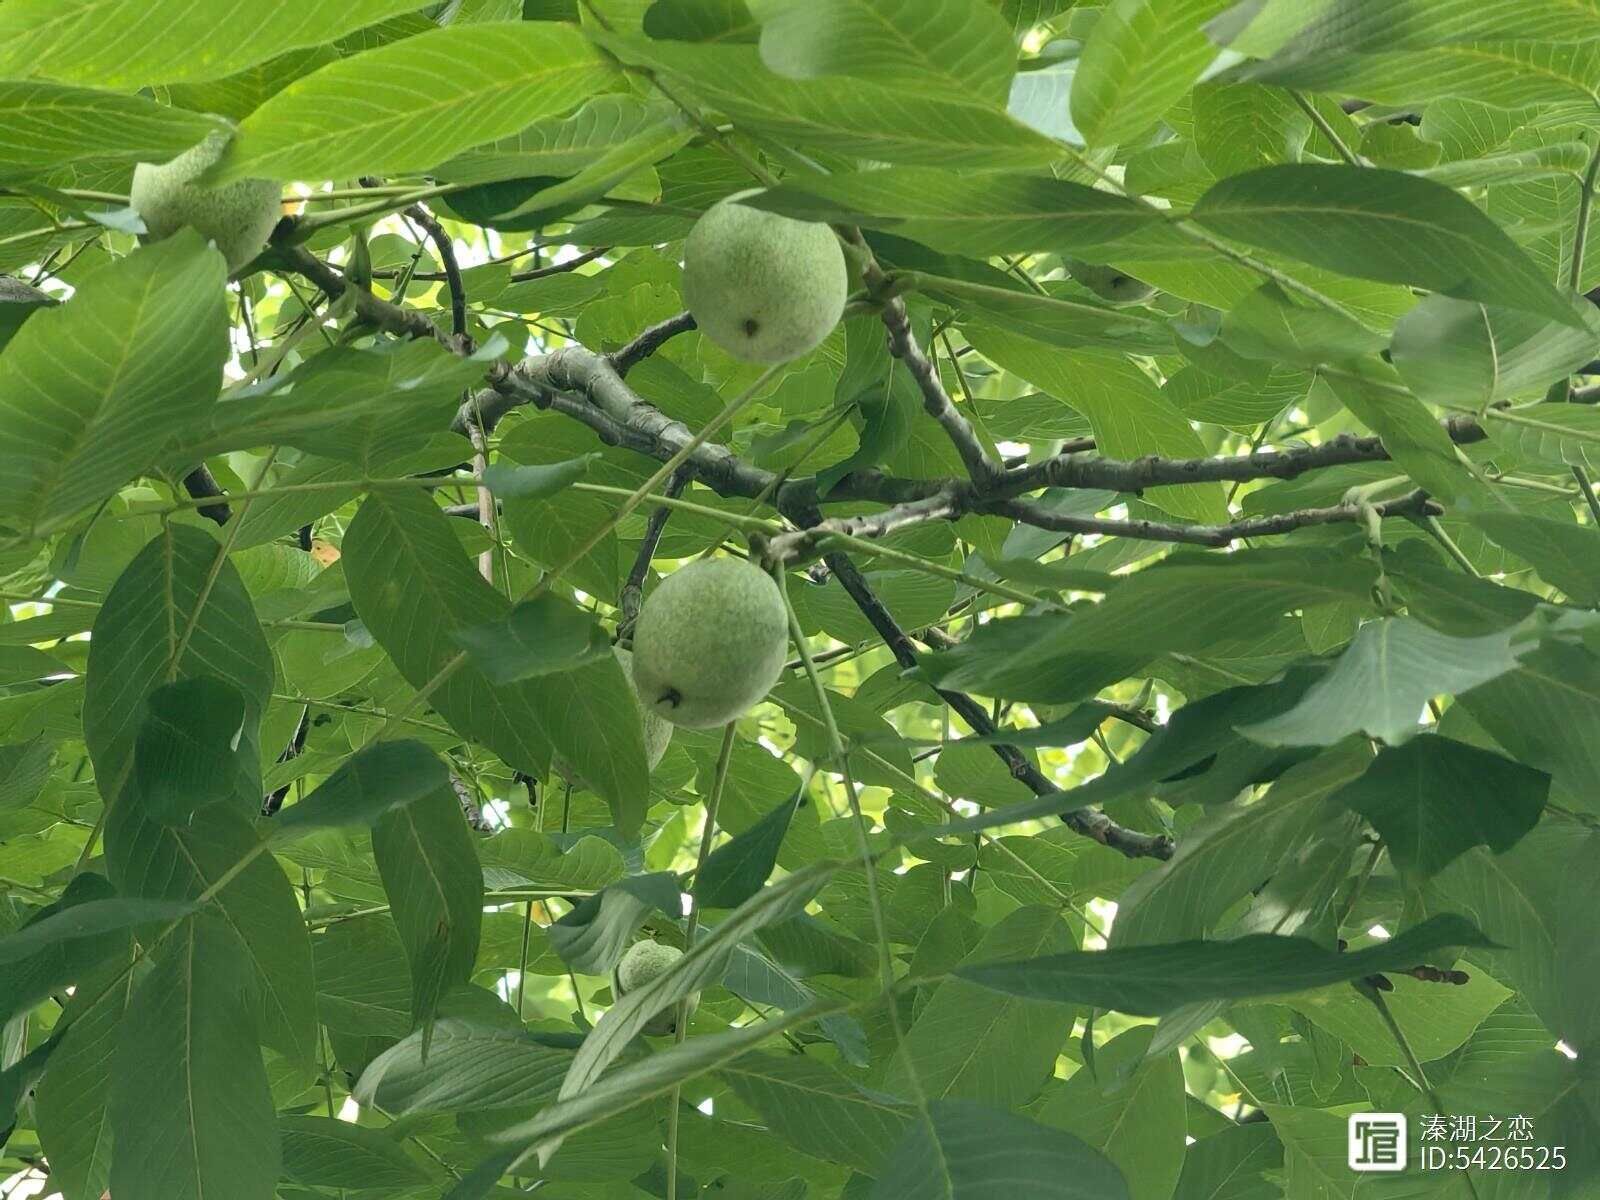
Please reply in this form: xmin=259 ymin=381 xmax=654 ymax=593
xmin=1467 ymin=511 xmax=1600 ymax=605
xmin=83 ymin=523 xmax=275 ymax=813
xmin=536 ymin=861 xmax=838 ymax=1163
xmin=0 ymin=82 xmax=226 ymax=180
xmin=106 ymin=801 xmax=318 ymax=1064
xmin=217 ymin=23 xmax=618 ymax=182
xmin=749 ymin=0 xmax=1018 ymax=103
xmin=1458 ymin=641 xmax=1600 ymax=813
xmin=498 ymin=113 xmax=695 ymax=221
xmin=1240 ymin=617 xmax=1527 ymax=747
xmin=131 ymin=677 xmax=248 ymax=826
xmin=694 ymin=783 xmax=802 ymax=908
xmin=197 ymin=339 xmax=487 ymax=466
xmin=1491 ymin=404 xmax=1600 ymax=474
xmin=720 ymin=940 xmax=868 ymax=1064
xmin=722 ymin=1052 xmax=915 ymax=1173
xmin=1113 ymin=745 xmax=1368 ymax=946
xmin=1332 ymin=735 xmax=1548 ymax=881
xmin=0 ymin=734 xmax=53 ymax=811
xmin=872 ymin=1099 xmax=1130 ymax=1200
xmin=594 ymin=34 xmax=1062 ymax=169
xmin=1391 ymin=293 xmax=1600 ymax=409
xmin=1038 ymin=1027 xmax=1186 ymax=1200
xmin=0 ymin=874 xmax=146 ymax=1025
xmin=373 ymin=787 xmax=484 ymax=1046
xmin=1171 ymin=1124 xmax=1282 ymax=1200
xmin=1429 ymin=816 xmax=1600 ymax=1051
xmin=910 ymin=273 xmax=1173 ymax=354
xmin=885 ymin=906 xmax=1076 ymax=1107
xmin=108 ymin=917 xmax=280 ymax=1200
xmin=1239 ymin=42 xmax=1600 ymax=110
xmin=0 ymin=894 xmax=191 ymax=969
xmin=313 ymin=915 xmax=413 ymax=1038
xmin=1192 ymin=165 xmax=1580 ymax=325
xmin=34 ymin=952 xmax=138 ymax=1200
xmin=0 ymin=234 xmax=228 ymax=533
xmin=966 ymin=328 xmax=1227 ymax=522
xmin=1418 ymin=140 xmax=1594 ymax=188
xmin=343 ymin=488 xmax=648 ymax=827
xmin=920 ymin=549 xmax=1374 ymax=702
xmin=444 ymin=1150 xmax=522 ymax=1200
xmin=0 ymin=1030 xmax=59 ymax=1138
xmin=1250 ymin=0 xmax=1600 ymax=57
xmin=279 ymin=1115 xmax=435 ymax=1189
xmin=1256 ymin=1106 xmax=1363 ymax=1200
xmin=355 ymin=1018 xmax=572 ymax=1115
xmin=1217 ymin=282 xmax=1388 ymax=366
xmin=1323 ymin=372 xmax=1489 ymax=505
xmin=1072 ymin=0 xmax=1234 ymax=148
xmin=451 ymin=593 xmax=613 ymax=684
xmin=488 ymin=996 xmax=845 ymax=1162
xmin=1281 ymin=967 xmax=1512 ymax=1068
xmin=750 ymin=170 xmax=1167 ymax=258
xmin=957 ymin=913 xmax=1490 ymax=1015
xmin=547 ymin=872 xmax=682 ymax=976
xmin=0 ymin=0 xmax=435 ymax=86
xmin=270 ymin=739 xmax=450 ymax=842
xmin=435 ymin=95 xmax=673 ymax=188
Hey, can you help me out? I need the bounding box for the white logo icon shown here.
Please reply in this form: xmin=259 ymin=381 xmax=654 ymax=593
xmin=1349 ymin=1113 xmax=1408 ymax=1172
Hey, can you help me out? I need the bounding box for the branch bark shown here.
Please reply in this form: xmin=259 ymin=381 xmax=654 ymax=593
xmin=181 ymin=465 xmax=231 ymax=526
xmin=271 ymin=243 xmax=444 ymax=344
xmin=843 ymin=227 xmax=1001 ymax=487
xmin=404 ymin=202 xmax=468 ymax=345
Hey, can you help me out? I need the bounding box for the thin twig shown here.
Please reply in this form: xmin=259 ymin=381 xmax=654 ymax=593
xmin=620 ymin=469 xmax=691 ymax=630
xmin=404 ymin=202 xmax=469 ymax=344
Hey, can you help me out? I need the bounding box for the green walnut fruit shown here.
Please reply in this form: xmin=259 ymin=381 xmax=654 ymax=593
xmin=131 ymin=133 xmax=281 ymax=272
xmin=682 ymin=194 xmax=848 ymax=363
xmin=616 ymin=939 xmax=696 ymax=1037
xmin=631 ymin=557 xmax=789 ymax=729
xmin=1064 ymin=258 xmax=1156 ymax=306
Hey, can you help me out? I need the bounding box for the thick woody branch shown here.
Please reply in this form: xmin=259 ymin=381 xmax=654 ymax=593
xmin=468 ymin=340 xmax=1474 ymax=569
xmin=464 ymin=346 xmax=943 ymax=510
xmin=765 ymin=490 xmax=965 ymax=562
xmin=983 ymin=489 xmax=1440 ymax=548
xmin=1001 ymin=420 xmax=1485 ymax=496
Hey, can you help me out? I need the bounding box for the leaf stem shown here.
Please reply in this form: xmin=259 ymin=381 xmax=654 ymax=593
xmin=667 ymin=721 xmax=736 ymax=1200
xmin=1290 ymin=91 xmax=1364 ymax=167
xmin=776 ymin=567 xmax=929 ymax=1106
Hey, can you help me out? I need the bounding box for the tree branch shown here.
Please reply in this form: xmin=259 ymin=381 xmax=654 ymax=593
xmin=981 ymin=489 xmax=1440 ymax=548
xmin=609 ymin=310 xmax=697 ymax=377
xmin=843 ymin=227 xmax=1001 ymax=487
xmin=404 ymin=202 xmax=468 ymax=345
xmin=620 ymin=468 xmax=690 ymax=631
xmin=270 ymin=243 xmax=444 ymax=344
xmin=181 ymin=465 xmax=231 ymax=526
xmin=782 ymin=497 xmax=1174 ymax=860
xmin=1001 ymin=420 xmax=1485 ymax=496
